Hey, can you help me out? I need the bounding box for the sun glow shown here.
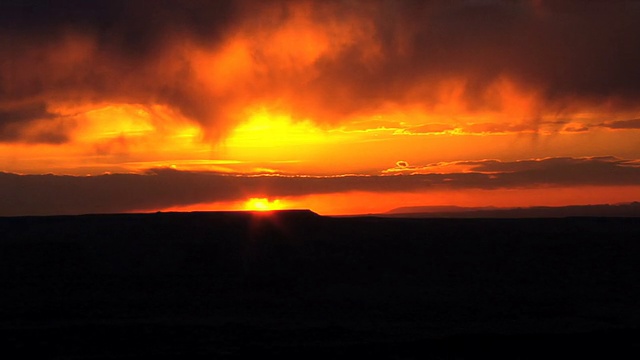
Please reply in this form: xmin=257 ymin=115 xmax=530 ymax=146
xmin=226 ymin=109 xmax=328 ymax=149
xmin=244 ymin=198 xmax=285 ymax=211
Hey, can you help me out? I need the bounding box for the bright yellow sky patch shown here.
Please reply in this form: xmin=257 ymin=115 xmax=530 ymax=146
xmin=244 ymin=198 xmax=285 ymax=211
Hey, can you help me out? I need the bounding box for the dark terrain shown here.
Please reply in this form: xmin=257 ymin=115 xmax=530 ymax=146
xmin=385 ymin=202 xmax=640 ymax=218
xmin=1 ymin=210 xmax=639 ymax=358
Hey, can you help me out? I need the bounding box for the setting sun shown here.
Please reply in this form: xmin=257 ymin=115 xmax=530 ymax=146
xmin=244 ymin=198 xmax=284 ymax=212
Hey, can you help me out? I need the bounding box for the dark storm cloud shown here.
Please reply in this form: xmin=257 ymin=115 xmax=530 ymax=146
xmin=0 ymin=0 xmax=239 ymax=141
xmin=2 ymin=0 xmax=640 ymax=142
xmin=291 ymin=0 xmax=640 ymax=120
xmin=0 ymin=0 xmax=236 ymax=49
xmin=1 ymin=156 xmax=639 ymax=216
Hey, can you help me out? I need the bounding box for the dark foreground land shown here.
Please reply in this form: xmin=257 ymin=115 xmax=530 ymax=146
xmin=1 ymin=210 xmax=639 ymax=358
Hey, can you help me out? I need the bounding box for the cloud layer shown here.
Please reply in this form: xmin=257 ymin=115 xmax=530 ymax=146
xmin=2 ymin=0 xmax=640 ymax=143
xmin=1 ymin=156 xmax=639 ymax=216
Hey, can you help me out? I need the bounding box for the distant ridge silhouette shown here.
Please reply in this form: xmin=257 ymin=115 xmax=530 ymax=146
xmin=178 ymin=209 xmax=321 ymax=219
xmin=384 ymin=202 xmax=640 ymax=218
xmin=3 ymin=208 xmax=321 ymax=220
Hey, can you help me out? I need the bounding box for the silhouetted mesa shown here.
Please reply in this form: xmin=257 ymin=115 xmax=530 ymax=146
xmin=1 ymin=211 xmax=639 ymax=358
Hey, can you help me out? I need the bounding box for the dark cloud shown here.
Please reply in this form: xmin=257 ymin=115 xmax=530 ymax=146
xmin=459 ymin=156 xmax=632 ymax=173
xmin=0 ymin=102 xmax=69 ymax=143
xmin=599 ymin=118 xmax=640 ymax=129
xmin=1 ymin=156 xmax=639 ymax=216
xmin=0 ymin=102 xmax=53 ymax=124
xmin=2 ymin=0 xmax=640 ymax=142
xmin=290 ymin=0 xmax=640 ymax=120
xmin=0 ymin=0 xmax=239 ymax=142
xmin=0 ymin=1 xmax=236 ymax=48
xmin=562 ymin=124 xmax=589 ymax=133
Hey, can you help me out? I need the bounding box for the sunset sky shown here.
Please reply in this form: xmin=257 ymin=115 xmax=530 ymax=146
xmin=1 ymin=0 xmax=640 ymax=215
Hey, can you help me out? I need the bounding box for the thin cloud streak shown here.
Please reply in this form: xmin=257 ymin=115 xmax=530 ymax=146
xmin=1 ymin=156 xmax=639 ymax=216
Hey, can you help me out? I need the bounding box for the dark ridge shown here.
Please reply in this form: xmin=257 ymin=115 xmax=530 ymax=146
xmin=2 ymin=324 xmax=637 ymax=359
xmin=1 ymin=208 xmax=321 ymax=220
xmin=383 ymin=202 xmax=640 ymax=218
xmin=1 ymin=213 xmax=639 ymax=358
xmin=387 ymin=205 xmax=500 ymax=214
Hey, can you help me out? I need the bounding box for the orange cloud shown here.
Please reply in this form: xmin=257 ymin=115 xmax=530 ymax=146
xmin=3 ymin=0 xmax=640 ymax=146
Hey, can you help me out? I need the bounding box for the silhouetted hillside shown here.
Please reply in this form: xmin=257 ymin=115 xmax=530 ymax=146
xmin=385 ymin=202 xmax=640 ymax=218
xmin=387 ymin=205 xmax=499 ymax=214
xmin=1 ymin=211 xmax=639 ymax=358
